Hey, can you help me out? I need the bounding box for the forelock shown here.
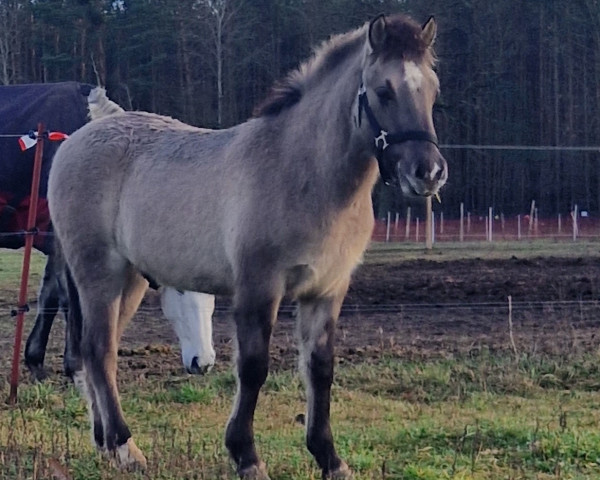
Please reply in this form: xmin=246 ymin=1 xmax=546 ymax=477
xmin=377 ymin=14 xmax=431 ymax=62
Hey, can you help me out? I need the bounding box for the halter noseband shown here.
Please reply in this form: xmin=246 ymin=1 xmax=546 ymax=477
xmin=357 ymin=84 xmax=438 ymax=184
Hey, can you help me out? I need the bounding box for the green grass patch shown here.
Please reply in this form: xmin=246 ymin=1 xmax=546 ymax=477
xmin=2 ymin=354 xmax=600 ymax=479
xmin=365 ymin=239 xmax=600 ymax=263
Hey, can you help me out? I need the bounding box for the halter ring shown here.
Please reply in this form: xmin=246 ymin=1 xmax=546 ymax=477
xmin=374 ymin=130 xmax=389 ymax=150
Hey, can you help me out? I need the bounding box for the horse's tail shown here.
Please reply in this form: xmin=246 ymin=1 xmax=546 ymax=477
xmin=53 ymin=238 xmax=83 ymax=377
xmin=87 ymin=86 xmax=125 ymax=121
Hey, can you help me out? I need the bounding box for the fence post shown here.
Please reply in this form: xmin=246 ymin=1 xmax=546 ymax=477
xmin=385 ymin=211 xmax=391 ymax=243
xmin=528 ymin=200 xmax=535 ymax=235
xmin=558 ymin=213 xmax=562 ymax=235
xmin=9 ymin=123 xmax=45 ymax=404
xmin=415 ymin=217 xmax=420 ymax=242
xmin=425 ymin=196 xmax=432 ymax=249
xmin=517 ymin=214 xmax=521 ymax=240
xmin=572 ymin=205 xmax=578 ymax=241
xmin=459 ymin=202 xmax=464 ymax=242
xmin=405 ymin=206 xmax=411 ymax=241
xmin=487 ymin=207 xmax=493 ymax=242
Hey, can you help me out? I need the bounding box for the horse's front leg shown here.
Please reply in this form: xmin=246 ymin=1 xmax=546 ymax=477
xmin=297 ymin=292 xmax=352 ymax=479
xmin=225 ymin=288 xmax=281 ymax=480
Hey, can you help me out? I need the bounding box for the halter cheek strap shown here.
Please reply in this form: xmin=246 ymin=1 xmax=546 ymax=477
xmin=357 ymin=84 xmax=438 ymax=184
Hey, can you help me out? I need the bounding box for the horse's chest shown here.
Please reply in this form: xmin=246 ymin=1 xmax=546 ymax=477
xmin=300 ymin=168 xmax=377 ymax=298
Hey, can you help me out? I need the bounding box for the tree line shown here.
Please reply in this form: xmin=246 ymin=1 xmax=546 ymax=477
xmin=1 ymin=0 xmax=599 ymax=218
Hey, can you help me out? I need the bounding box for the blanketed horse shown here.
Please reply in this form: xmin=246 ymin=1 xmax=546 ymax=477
xmin=0 ymin=82 xmax=216 ymax=378
xmin=48 ymin=14 xmax=447 ymax=479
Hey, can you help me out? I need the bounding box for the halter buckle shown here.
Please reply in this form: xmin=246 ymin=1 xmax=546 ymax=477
xmin=374 ymin=130 xmax=389 ymax=150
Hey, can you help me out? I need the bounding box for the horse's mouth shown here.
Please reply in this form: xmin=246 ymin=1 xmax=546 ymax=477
xmin=399 ymin=172 xmax=443 ymax=198
xmin=399 ymin=175 xmax=426 ymax=198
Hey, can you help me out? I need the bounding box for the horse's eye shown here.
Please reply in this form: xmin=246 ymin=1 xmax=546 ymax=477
xmin=375 ymin=87 xmax=394 ymax=105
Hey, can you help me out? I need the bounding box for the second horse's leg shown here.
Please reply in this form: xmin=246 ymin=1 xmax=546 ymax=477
xmin=25 ymin=255 xmax=61 ymax=380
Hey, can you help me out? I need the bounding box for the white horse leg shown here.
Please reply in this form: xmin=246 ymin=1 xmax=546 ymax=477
xmin=160 ymin=289 xmax=216 ymax=374
xmin=297 ymin=292 xmax=352 ymax=479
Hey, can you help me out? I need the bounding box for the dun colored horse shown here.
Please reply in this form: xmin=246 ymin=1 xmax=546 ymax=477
xmin=48 ymin=14 xmax=446 ymax=479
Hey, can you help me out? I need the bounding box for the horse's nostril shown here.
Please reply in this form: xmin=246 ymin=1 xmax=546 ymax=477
xmin=186 ymin=356 xmax=214 ymax=375
xmin=415 ymin=164 xmax=427 ymax=180
xmin=186 ymin=356 xmax=201 ymax=374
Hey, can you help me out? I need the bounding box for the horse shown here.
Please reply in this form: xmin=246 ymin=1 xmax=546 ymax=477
xmin=48 ymin=14 xmax=446 ymax=479
xmin=0 ymin=82 xmax=216 ymax=378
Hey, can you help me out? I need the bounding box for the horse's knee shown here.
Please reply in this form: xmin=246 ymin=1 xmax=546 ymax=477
xmin=237 ymin=346 xmax=269 ymax=388
xmin=308 ymin=344 xmax=334 ymax=383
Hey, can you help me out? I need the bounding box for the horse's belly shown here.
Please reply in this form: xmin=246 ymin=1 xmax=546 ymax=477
xmin=116 ymin=206 xmax=233 ymax=293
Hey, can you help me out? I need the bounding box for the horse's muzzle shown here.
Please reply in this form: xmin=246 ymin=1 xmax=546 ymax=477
xmin=391 ymin=143 xmax=447 ymax=197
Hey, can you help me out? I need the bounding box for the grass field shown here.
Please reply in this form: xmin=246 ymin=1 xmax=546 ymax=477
xmin=1 ymin=242 xmax=600 ymax=479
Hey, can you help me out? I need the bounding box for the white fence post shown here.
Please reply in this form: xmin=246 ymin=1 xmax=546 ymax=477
xmin=459 ymin=202 xmax=464 ymax=242
xmin=415 ymin=217 xmax=420 ymax=242
xmin=488 ymin=207 xmax=493 ymax=242
xmin=572 ymin=205 xmax=579 ymax=241
xmin=385 ymin=211 xmax=391 ymax=243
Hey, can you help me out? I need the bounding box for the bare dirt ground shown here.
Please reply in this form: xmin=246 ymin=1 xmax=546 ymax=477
xmin=3 ymin=255 xmax=600 ymax=385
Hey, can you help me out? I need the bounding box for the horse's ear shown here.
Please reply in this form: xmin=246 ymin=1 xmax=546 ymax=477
xmin=421 ymin=16 xmax=437 ymax=47
xmin=368 ymin=14 xmax=387 ymax=53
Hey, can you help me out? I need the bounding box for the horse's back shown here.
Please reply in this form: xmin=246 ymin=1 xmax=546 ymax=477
xmin=49 ymin=112 xmax=235 ymax=292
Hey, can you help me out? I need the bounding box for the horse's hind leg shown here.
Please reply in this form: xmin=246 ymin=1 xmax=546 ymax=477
xmin=225 ymin=282 xmax=282 ymax=480
xmin=64 ymin=267 xmax=104 ymax=450
xmin=297 ymin=292 xmax=352 ymax=479
xmin=25 ymin=255 xmax=61 ymax=380
xmin=71 ymin=259 xmax=147 ymax=469
xmin=116 ymin=268 xmax=148 ymax=342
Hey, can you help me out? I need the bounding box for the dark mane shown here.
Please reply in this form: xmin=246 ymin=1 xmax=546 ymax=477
xmin=252 ymin=73 xmax=304 ymax=117
xmin=253 ymin=24 xmax=365 ymax=117
xmin=254 ymin=14 xmax=432 ymax=118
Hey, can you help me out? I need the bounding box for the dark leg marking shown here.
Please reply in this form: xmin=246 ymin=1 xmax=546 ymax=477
xmin=225 ymin=292 xmax=279 ymax=478
xmin=25 ymin=255 xmax=63 ymax=380
xmin=297 ymin=295 xmax=351 ymax=479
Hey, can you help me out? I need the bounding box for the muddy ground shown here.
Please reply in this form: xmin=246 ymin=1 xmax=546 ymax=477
xmin=3 ymin=255 xmax=600 ymax=384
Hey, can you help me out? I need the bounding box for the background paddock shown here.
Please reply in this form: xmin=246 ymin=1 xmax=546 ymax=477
xmin=1 ymin=242 xmax=600 ymax=479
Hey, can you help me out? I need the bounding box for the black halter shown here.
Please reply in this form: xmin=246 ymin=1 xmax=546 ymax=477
xmin=357 ymin=84 xmax=438 ymax=184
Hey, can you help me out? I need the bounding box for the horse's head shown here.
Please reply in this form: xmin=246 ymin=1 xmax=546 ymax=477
xmin=357 ymin=14 xmax=447 ymax=197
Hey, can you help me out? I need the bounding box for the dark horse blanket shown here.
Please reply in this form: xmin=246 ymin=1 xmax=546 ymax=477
xmin=0 ymin=82 xmax=93 ymax=254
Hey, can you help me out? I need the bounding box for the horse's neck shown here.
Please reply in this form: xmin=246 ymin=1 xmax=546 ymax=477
xmin=289 ymin=55 xmax=374 ymax=205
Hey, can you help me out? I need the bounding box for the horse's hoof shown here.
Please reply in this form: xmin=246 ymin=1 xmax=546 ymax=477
xmin=26 ymin=362 xmax=47 ymax=382
xmin=325 ymin=461 xmax=353 ymax=479
xmin=238 ymin=461 xmax=270 ymax=479
xmin=111 ymin=438 xmax=147 ymax=471
xmin=63 ymin=356 xmax=82 ymax=379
